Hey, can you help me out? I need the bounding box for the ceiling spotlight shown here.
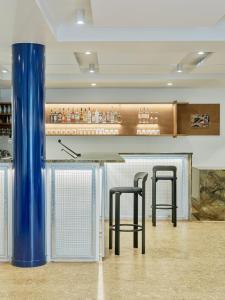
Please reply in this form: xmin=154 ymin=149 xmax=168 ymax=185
xmin=176 ymin=64 xmax=183 ymax=73
xmin=89 ymin=64 xmax=95 ymax=73
xmin=1 ymin=69 xmax=8 ymax=74
xmin=75 ymin=9 xmax=85 ymax=25
xmin=91 ymin=83 xmax=96 ymax=87
xmin=167 ymin=82 xmax=173 ymax=86
xmin=198 ymin=51 xmax=205 ymax=55
xmin=85 ymin=51 xmax=92 ymax=55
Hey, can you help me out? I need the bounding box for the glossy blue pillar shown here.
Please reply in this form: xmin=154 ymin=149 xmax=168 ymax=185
xmin=12 ymin=43 xmax=46 ymax=267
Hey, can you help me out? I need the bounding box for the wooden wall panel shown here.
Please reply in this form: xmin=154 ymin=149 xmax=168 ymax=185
xmin=177 ymin=104 xmax=220 ymax=135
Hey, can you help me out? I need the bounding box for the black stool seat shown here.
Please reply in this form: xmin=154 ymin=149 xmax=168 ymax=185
xmin=152 ymin=165 xmax=177 ymax=227
xmin=110 ymin=187 xmax=142 ymax=193
xmin=109 ymin=172 xmax=148 ymax=255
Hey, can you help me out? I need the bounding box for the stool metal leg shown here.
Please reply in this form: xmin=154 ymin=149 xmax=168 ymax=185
xmin=152 ymin=178 xmax=156 ymax=226
xmin=172 ymin=179 xmax=177 ymax=227
xmin=115 ymin=192 xmax=120 ymax=255
xmin=109 ymin=191 xmax=113 ymax=249
xmin=133 ymin=192 xmax=138 ymax=248
xmin=142 ymin=192 xmax=145 ymax=254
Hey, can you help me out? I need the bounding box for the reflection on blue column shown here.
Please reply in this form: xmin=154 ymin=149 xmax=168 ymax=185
xmin=12 ymin=43 xmax=46 ymax=267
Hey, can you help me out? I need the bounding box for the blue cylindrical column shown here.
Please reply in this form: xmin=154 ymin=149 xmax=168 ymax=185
xmin=12 ymin=43 xmax=46 ymax=267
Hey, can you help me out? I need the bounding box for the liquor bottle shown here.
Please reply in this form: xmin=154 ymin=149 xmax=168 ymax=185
xmin=91 ymin=110 xmax=96 ymax=123
xmin=95 ymin=109 xmax=99 ymax=123
xmin=106 ymin=110 xmax=111 ymax=123
xmin=3 ymin=105 xmax=7 ymax=113
xmin=8 ymin=105 xmax=11 ymax=113
xmin=114 ymin=110 xmax=118 ymax=123
xmin=142 ymin=108 xmax=146 ymax=123
xmin=102 ymin=111 xmax=106 ymax=123
xmin=75 ymin=109 xmax=80 ymax=123
xmin=71 ymin=110 xmax=75 ymax=123
xmin=58 ymin=109 xmax=62 ymax=123
xmin=110 ymin=107 xmax=115 ymax=123
xmin=140 ymin=108 xmax=143 ymax=123
xmin=50 ymin=109 xmax=53 ymax=123
xmin=99 ymin=111 xmax=103 ymax=123
xmin=150 ymin=112 xmax=154 ymax=124
xmin=83 ymin=108 xmax=87 ymax=122
xmin=87 ymin=107 xmax=92 ymax=124
xmin=66 ymin=108 xmax=71 ymax=123
xmin=0 ymin=105 xmax=2 ymax=113
xmin=62 ymin=109 xmax=66 ymax=123
xmin=146 ymin=107 xmax=150 ymax=123
xmin=80 ymin=108 xmax=84 ymax=122
xmin=117 ymin=112 xmax=122 ymax=124
xmin=53 ymin=111 xmax=58 ymax=123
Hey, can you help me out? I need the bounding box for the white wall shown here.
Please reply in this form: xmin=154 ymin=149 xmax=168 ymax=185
xmin=1 ymin=87 xmax=224 ymax=167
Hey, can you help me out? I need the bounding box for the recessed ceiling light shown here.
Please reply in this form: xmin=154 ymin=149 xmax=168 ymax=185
xmin=75 ymin=9 xmax=85 ymax=25
xmin=85 ymin=51 xmax=92 ymax=55
xmin=2 ymin=69 xmax=8 ymax=73
xmin=167 ymin=82 xmax=173 ymax=86
xmin=89 ymin=64 xmax=95 ymax=73
xmin=198 ymin=51 xmax=205 ymax=55
xmin=91 ymin=83 xmax=96 ymax=87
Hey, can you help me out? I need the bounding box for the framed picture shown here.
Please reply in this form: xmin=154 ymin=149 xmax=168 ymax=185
xmin=191 ymin=113 xmax=210 ymax=128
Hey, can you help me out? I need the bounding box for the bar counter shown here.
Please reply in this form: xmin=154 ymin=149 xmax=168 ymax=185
xmin=0 ymin=153 xmax=192 ymax=262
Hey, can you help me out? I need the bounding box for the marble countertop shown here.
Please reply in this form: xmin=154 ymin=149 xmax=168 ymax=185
xmin=0 ymin=152 xmax=193 ymax=164
xmin=47 ymin=153 xmax=125 ymax=163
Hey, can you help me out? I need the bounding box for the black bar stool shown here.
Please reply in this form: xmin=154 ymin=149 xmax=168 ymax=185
xmin=109 ymin=172 xmax=148 ymax=255
xmin=152 ymin=166 xmax=177 ymax=227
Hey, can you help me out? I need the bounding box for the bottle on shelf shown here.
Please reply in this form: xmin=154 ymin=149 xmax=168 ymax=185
xmin=49 ymin=109 xmax=53 ymax=123
xmin=150 ymin=112 xmax=154 ymax=124
xmin=75 ymin=108 xmax=80 ymax=123
xmin=106 ymin=110 xmax=111 ymax=123
xmin=117 ymin=112 xmax=122 ymax=124
xmin=0 ymin=105 xmax=2 ymax=114
xmin=99 ymin=111 xmax=103 ymax=123
xmin=80 ymin=108 xmax=84 ymax=122
xmin=8 ymin=105 xmax=11 ymax=113
xmin=95 ymin=108 xmax=99 ymax=124
xmin=62 ymin=108 xmax=66 ymax=123
xmin=145 ymin=107 xmax=150 ymax=123
xmin=83 ymin=108 xmax=87 ymax=123
xmin=58 ymin=109 xmax=62 ymax=123
xmin=102 ymin=111 xmax=106 ymax=123
xmin=53 ymin=110 xmax=58 ymax=123
xmin=66 ymin=108 xmax=71 ymax=123
xmin=91 ymin=109 xmax=96 ymax=123
xmin=87 ymin=107 xmax=92 ymax=124
xmin=110 ymin=107 xmax=115 ymax=123
xmin=114 ymin=110 xmax=118 ymax=123
xmin=71 ymin=110 xmax=75 ymax=123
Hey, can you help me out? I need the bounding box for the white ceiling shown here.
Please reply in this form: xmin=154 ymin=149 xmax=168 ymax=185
xmin=91 ymin=0 xmax=225 ymax=27
xmin=1 ymin=0 xmax=225 ymax=89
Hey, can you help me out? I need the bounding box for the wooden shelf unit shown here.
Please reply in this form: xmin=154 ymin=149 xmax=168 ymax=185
xmin=45 ymin=103 xmax=220 ymax=137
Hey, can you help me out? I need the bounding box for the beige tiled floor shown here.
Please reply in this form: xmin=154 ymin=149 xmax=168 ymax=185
xmin=0 ymin=221 xmax=225 ymax=300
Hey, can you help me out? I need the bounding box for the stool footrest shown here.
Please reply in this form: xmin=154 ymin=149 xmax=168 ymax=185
xmin=152 ymin=204 xmax=177 ymax=210
xmin=110 ymin=224 xmax=143 ymax=233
